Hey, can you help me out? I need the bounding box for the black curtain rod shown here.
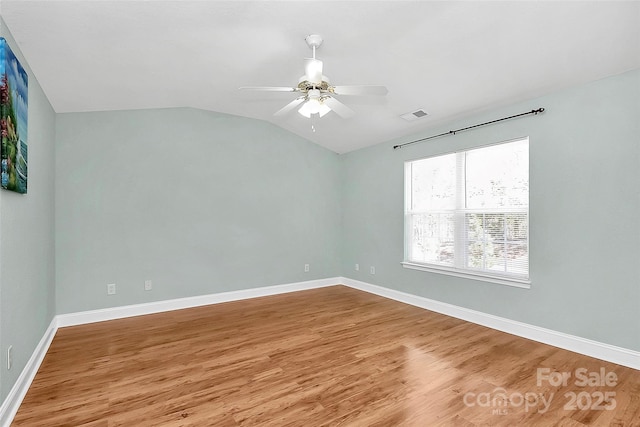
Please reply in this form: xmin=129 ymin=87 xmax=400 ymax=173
xmin=392 ymin=108 xmax=545 ymax=150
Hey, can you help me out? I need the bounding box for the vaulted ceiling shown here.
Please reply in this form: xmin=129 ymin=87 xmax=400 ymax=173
xmin=2 ymin=1 xmax=639 ymax=153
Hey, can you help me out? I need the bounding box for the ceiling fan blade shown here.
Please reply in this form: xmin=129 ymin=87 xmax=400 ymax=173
xmin=274 ymin=97 xmax=307 ymax=116
xmin=331 ymin=85 xmax=388 ymax=96
xmin=239 ymin=86 xmax=297 ymax=92
xmin=304 ymin=58 xmax=323 ymax=84
xmin=323 ymin=96 xmax=355 ymax=119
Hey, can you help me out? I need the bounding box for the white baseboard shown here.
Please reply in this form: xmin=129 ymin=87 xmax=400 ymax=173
xmin=57 ymin=277 xmax=339 ymax=327
xmin=0 ymin=317 xmax=58 ymax=427
xmin=2 ymin=276 xmax=638 ymax=427
xmin=342 ymin=277 xmax=640 ymax=370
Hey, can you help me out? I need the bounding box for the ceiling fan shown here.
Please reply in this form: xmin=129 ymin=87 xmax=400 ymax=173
xmin=240 ymin=35 xmax=388 ymax=120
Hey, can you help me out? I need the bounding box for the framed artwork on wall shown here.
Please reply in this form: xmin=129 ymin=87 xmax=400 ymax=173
xmin=0 ymin=37 xmax=28 ymax=194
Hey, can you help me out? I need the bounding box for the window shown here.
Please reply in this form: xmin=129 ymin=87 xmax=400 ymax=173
xmin=403 ymin=138 xmax=529 ymax=287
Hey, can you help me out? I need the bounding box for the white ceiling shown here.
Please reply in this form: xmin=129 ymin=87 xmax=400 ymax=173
xmin=2 ymin=1 xmax=639 ymax=153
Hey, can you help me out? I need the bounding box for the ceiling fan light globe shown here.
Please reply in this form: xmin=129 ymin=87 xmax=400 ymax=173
xmin=298 ymin=98 xmax=332 ymax=118
xmin=307 ymin=89 xmax=321 ymax=99
xmin=298 ymin=99 xmax=320 ymax=117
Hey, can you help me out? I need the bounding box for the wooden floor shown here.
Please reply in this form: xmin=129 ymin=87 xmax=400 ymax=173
xmin=12 ymin=286 xmax=640 ymax=426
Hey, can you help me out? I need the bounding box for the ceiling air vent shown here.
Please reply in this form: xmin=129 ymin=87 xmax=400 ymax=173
xmin=400 ymin=109 xmax=429 ymax=122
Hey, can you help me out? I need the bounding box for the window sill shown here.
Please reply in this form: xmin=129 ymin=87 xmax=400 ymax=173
xmin=401 ymin=262 xmax=531 ymax=289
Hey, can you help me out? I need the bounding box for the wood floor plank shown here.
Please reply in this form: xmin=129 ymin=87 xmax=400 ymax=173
xmin=11 ymin=285 xmax=640 ymax=426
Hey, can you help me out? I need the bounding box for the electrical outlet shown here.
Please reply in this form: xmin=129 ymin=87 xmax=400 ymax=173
xmin=370 ymin=266 xmax=375 ymax=275
xmin=304 ymin=264 xmax=310 ymax=272
xmin=107 ymin=283 xmax=116 ymax=295
xmin=144 ymin=280 xmax=152 ymax=291
xmin=355 ymin=263 xmax=359 ymax=271
xmin=7 ymin=345 xmax=13 ymax=370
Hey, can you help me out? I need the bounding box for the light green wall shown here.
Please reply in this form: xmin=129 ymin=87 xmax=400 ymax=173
xmin=0 ymin=19 xmax=56 ymax=401
xmin=55 ymin=108 xmax=342 ymax=314
xmin=50 ymin=69 xmax=640 ymax=351
xmin=341 ymin=69 xmax=640 ymax=351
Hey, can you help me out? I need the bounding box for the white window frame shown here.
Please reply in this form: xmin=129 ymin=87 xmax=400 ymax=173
xmin=402 ymin=137 xmax=531 ymax=289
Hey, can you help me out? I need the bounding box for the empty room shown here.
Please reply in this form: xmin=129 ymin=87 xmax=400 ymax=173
xmin=0 ymin=1 xmax=638 ymax=426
